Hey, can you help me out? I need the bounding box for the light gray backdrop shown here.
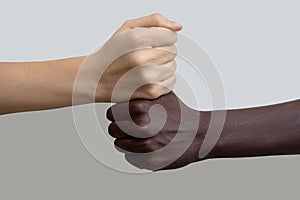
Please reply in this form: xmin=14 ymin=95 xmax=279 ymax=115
xmin=1 ymin=0 xmax=299 ymax=199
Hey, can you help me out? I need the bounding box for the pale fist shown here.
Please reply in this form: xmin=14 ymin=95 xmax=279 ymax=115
xmin=97 ymin=27 xmax=178 ymax=101
xmin=73 ymin=14 xmax=182 ymax=104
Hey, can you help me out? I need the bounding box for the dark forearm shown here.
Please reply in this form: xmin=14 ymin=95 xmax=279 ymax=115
xmin=207 ymin=99 xmax=300 ymax=159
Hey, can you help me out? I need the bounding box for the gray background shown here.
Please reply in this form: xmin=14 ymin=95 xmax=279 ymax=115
xmin=1 ymin=0 xmax=300 ymax=199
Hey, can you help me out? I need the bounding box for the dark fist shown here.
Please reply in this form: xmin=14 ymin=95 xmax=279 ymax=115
xmin=106 ymin=92 xmax=210 ymax=171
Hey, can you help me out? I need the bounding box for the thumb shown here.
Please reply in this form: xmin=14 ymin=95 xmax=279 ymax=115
xmin=114 ymin=13 xmax=182 ymax=35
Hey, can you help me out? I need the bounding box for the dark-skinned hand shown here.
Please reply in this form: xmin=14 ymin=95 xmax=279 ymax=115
xmin=106 ymin=92 xmax=210 ymax=171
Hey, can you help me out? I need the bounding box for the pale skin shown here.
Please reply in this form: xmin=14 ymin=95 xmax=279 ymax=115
xmin=0 ymin=14 xmax=182 ymax=115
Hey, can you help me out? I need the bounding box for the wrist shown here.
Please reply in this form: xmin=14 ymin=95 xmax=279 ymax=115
xmin=196 ymin=111 xmax=221 ymax=161
xmin=59 ymin=56 xmax=86 ymax=104
xmin=195 ymin=110 xmax=228 ymax=161
xmin=187 ymin=110 xmax=214 ymax=163
xmin=95 ymin=84 xmax=111 ymax=102
xmin=65 ymin=56 xmax=105 ymax=105
xmin=71 ymin=53 xmax=111 ymax=103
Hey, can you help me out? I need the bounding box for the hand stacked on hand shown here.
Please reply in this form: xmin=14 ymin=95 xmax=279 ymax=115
xmin=101 ymin=14 xmax=209 ymax=171
xmin=85 ymin=13 xmax=208 ymax=171
xmin=1 ymin=12 xmax=298 ymax=167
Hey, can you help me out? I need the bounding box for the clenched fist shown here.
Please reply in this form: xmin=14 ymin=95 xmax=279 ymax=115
xmin=106 ymin=92 xmax=211 ymax=171
xmin=73 ymin=14 xmax=182 ymax=104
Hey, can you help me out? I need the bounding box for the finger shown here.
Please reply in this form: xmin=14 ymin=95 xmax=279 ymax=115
xmin=149 ymin=45 xmax=177 ymax=65
xmin=114 ymin=138 xmax=153 ymax=153
xmin=129 ymin=13 xmax=182 ymax=31
xmin=126 ymin=45 xmax=177 ymax=66
xmin=108 ymin=122 xmax=132 ymax=139
xmin=108 ymin=121 xmax=155 ymax=139
xmin=115 ymin=13 xmax=182 ymax=34
xmin=124 ymin=154 xmax=161 ymax=171
xmin=163 ymin=59 xmax=177 ymax=71
xmin=150 ymin=74 xmax=177 ymax=98
xmin=106 ymin=100 xmax=150 ymax=122
xmin=126 ymin=27 xmax=178 ymax=49
xmin=160 ymin=73 xmax=176 ymax=87
xmin=147 ymin=27 xmax=178 ymax=48
xmin=135 ymin=74 xmax=176 ymax=99
xmin=127 ymin=62 xmax=175 ymax=85
xmin=141 ymin=61 xmax=176 ymax=82
xmin=158 ymin=60 xmax=177 ymax=79
xmin=104 ymin=46 xmax=176 ymax=79
xmin=155 ymin=46 xmax=178 ymax=65
xmin=117 ymin=27 xmax=178 ymax=48
xmin=104 ymin=27 xmax=178 ymax=62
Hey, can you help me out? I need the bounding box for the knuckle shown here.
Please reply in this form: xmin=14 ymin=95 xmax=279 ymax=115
xmin=151 ymin=13 xmax=163 ymax=22
xmin=108 ymin=123 xmax=123 ymax=138
xmin=168 ymin=60 xmax=177 ymax=71
xmin=161 ymin=75 xmax=176 ymax=90
xmin=144 ymin=84 xmax=161 ymax=99
xmin=171 ymin=46 xmax=178 ymax=56
xmin=134 ymin=53 xmax=146 ymax=65
xmin=164 ymin=87 xmax=172 ymax=94
xmin=139 ymin=66 xmax=158 ymax=82
xmin=127 ymin=31 xmax=142 ymax=44
xmin=172 ymin=61 xmax=177 ymax=70
xmin=145 ymin=131 xmax=155 ymax=139
xmin=130 ymin=51 xmax=150 ymax=66
xmin=114 ymin=139 xmax=121 ymax=148
xmin=170 ymin=75 xmax=177 ymax=87
xmin=140 ymin=72 xmax=153 ymax=83
xmin=107 ymin=104 xmax=120 ymax=119
xmin=108 ymin=123 xmax=115 ymax=134
xmin=152 ymin=13 xmax=162 ymax=17
xmin=106 ymin=107 xmax=113 ymax=120
xmin=129 ymin=101 xmax=149 ymax=115
xmin=123 ymin=19 xmax=133 ymax=26
xmin=163 ymin=45 xmax=177 ymax=56
xmin=141 ymin=139 xmax=154 ymax=152
xmin=143 ymin=128 xmax=157 ymax=138
xmin=167 ymin=75 xmax=176 ymax=86
xmin=172 ymin=74 xmax=177 ymax=82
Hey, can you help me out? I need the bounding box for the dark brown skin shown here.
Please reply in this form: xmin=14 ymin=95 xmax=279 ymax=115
xmin=106 ymin=92 xmax=300 ymax=171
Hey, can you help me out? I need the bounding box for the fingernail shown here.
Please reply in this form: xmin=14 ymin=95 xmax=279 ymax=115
xmin=170 ymin=21 xmax=183 ymax=29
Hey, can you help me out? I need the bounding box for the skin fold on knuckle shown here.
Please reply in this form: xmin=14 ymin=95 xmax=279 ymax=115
xmin=160 ymin=75 xmax=176 ymax=89
xmin=151 ymin=13 xmax=164 ymax=25
xmin=158 ymin=45 xmax=177 ymax=58
xmin=143 ymin=84 xmax=162 ymax=100
xmin=140 ymin=139 xmax=155 ymax=152
xmin=137 ymin=66 xmax=156 ymax=83
xmin=129 ymin=101 xmax=149 ymax=116
xmin=130 ymin=51 xmax=152 ymax=66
